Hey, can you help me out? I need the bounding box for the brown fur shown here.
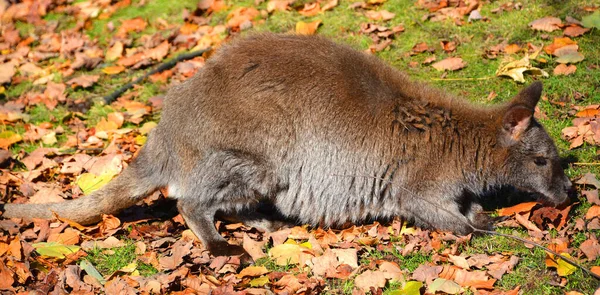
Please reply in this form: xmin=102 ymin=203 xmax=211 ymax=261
xmin=1 ymin=34 xmax=571 ymax=257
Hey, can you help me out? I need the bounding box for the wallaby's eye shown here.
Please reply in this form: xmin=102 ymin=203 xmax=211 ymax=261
xmin=534 ymin=157 xmax=547 ymax=166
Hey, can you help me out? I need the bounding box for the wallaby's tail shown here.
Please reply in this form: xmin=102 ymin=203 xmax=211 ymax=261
xmin=1 ymin=135 xmax=170 ymax=225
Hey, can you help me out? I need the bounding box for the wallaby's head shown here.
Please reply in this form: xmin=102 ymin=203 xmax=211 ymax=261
xmin=496 ymin=82 xmax=571 ymax=205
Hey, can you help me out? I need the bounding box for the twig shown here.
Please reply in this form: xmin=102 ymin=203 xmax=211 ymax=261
xmin=102 ymin=47 xmax=213 ymax=105
xmin=573 ymin=162 xmax=600 ymax=166
xmin=333 ymin=173 xmax=600 ymax=281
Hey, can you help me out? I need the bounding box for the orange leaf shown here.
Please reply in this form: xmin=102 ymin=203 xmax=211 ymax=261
xmin=102 ymin=66 xmax=125 ymax=75
xmin=543 ymin=37 xmax=576 ymax=55
xmin=180 ymin=23 xmax=199 ymax=35
xmin=117 ymin=18 xmax=147 ymax=37
xmin=553 ymin=64 xmax=576 ymax=76
xmin=585 ymin=205 xmax=600 ymax=220
xmin=497 ymin=202 xmax=539 ymax=216
xmin=504 ymin=44 xmax=520 ymax=54
xmin=591 ymin=266 xmax=600 ymax=276
xmin=575 ymin=108 xmax=600 ymax=118
xmin=296 ymin=20 xmax=321 ymax=35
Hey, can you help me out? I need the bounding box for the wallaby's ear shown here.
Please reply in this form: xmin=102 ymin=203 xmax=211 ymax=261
xmin=502 ymin=106 xmax=533 ymax=141
xmin=510 ymin=81 xmax=543 ymax=110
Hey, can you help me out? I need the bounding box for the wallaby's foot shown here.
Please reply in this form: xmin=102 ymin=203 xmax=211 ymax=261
xmin=208 ymin=241 xmax=248 ymax=257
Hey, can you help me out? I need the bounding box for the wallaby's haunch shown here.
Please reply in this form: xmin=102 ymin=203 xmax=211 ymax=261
xmin=1 ymin=34 xmax=572 ymax=257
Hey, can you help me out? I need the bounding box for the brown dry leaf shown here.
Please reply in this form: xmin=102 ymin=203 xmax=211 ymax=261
xmin=0 ymin=261 xmax=14 ymax=289
xmin=354 ymin=270 xmax=387 ymax=291
xmin=580 ymin=238 xmax=600 ymax=260
xmin=529 ymin=16 xmax=562 ymax=32
xmin=66 ymin=75 xmax=99 ymax=88
xmin=0 ymin=61 xmax=17 ymax=84
xmin=243 ymin=233 xmax=266 ymax=261
xmin=267 ymin=0 xmax=291 ymax=12
xmin=412 ymin=264 xmax=442 ymax=284
xmin=585 ymin=205 xmax=600 ymax=220
xmin=563 ymin=25 xmax=590 ymax=37
xmin=296 ymin=20 xmax=322 ymax=35
xmin=553 ymin=64 xmax=576 ymax=76
xmin=515 ymin=213 xmax=542 ymax=232
xmin=365 ymin=10 xmax=396 ymax=21
xmin=576 ymin=172 xmax=600 ymax=188
xmin=322 ymin=0 xmax=339 ymax=11
xmin=227 ymin=7 xmax=259 ymax=29
xmin=582 ymin=190 xmax=600 ymax=205
xmin=117 ymin=18 xmax=147 ymax=37
xmin=106 ymin=41 xmax=124 ymax=61
xmin=432 ymin=57 xmax=467 ymax=71
xmin=48 ymin=228 xmax=80 ymax=245
xmin=99 ymin=214 xmax=121 ymax=233
xmin=146 ymin=41 xmax=170 ymax=61
xmin=237 ymin=266 xmax=269 ymax=278
xmin=299 ymin=2 xmax=321 ymax=17
xmin=504 ymin=44 xmax=520 ymax=54
xmin=102 ymin=66 xmax=126 ymax=75
xmin=448 ymin=254 xmax=470 ymax=269
xmin=378 ymin=261 xmax=403 ymax=281
xmin=311 ymin=249 xmax=339 ymax=277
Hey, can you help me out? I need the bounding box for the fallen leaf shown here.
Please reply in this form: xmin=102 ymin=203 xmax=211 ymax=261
xmin=582 ymin=11 xmax=600 ymax=29
xmin=269 ymin=243 xmax=303 ymax=266
xmin=0 ymin=61 xmax=17 ymax=84
xmin=0 ymin=261 xmax=14 ymax=289
xmin=546 ymin=253 xmax=577 ymax=276
xmin=448 ymin=254 xmax=470 ymax=269
xmin=564 ymin=25 xmax=590 ymax=37
xmin=67 ymin=75 xmax=99 ymax=88
xmin=529 ymin=16 xmax=562 ymax=32
xmin=102 ymin=66 xmax=126 ymax=75
xmin=0 ymin=131 xmax=22 ymax=149
xmin=33 ymin=242 xmax=80 ymax=259
xmin=586 ymin=205 xmax=600 ymax=220
xmin=365 ymin=10 xmax=395 ymax=21
xmin=496 ymin=54 xmax=548 ymax=83
xmin=427 ymin=278 xmax=462 ymax=294
xmin=296 ymin=20 xmax=321 ymax=35
xmin=576 ymin=173 xmax=600 ymax=188
xmin=580 ymin=238 xmax=600 ymax=260
xmin=299 ymin=2 xmax=321 ymax=17
xmin=497 ymin=202 xmax=539 ymax=216
xmin=117 ymin=18 xmax=147 ymax=37
xmin=354 ymin=270 xmax=386 ymax=291
xmin=237 ymin=266 xmax=269 ymax=278
xmin=582 ymin=190 xmax=600 ymax=205
xmin=105 ymin=41 xmax=124 ymax=61
xmin=432 ymin=57 xmax=466 ymax=71
xmin=553 ymin=64 xmax=576 ymax=75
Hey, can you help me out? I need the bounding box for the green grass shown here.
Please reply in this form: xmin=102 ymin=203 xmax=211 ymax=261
xmin=84 ymin=241 xmax=158 ymax=277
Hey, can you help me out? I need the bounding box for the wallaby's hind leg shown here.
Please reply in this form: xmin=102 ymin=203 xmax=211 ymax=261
xmin=178 ymin=202 xmax=246 ymax=256
xmin=175 ymin=150 xmax=277 ymax=256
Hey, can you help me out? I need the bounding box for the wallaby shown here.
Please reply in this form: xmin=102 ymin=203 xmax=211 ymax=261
xmin=1 ymin=34 xmax=572 ymax=257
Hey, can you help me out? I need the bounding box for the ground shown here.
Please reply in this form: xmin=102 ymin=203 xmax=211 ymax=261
xmin=0 ymin=0 xmax=599 ymax=294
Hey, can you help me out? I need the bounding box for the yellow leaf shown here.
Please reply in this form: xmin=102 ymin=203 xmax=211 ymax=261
xmin=296 ymin=20 xmax=321 ymax=35
xmin=249 ymin=275 xmax=269 ymax=287
xmin=496 ymin=54 xmax=549 ymax=83
xmin=119 ymin=261 xmax=137 ymax=273
xmin=269 ymin=243 xmax=302 ymax=266
xmin=135 ymin=135 xmax=147 ymax=145
xmin=0 ymin=131 xmax=22 ymax=149
xmin=546 ymin=253 xmax=577 ymax=276
xmin=139 ymin=121 xmax=157 ymax=135
xmin=76 ymin=172 xmax=117 ymax=195
xmin=102 ymin=66 xmax=126 ymax=75
xmin=106 ymin=41 xmax=124 ymax=61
